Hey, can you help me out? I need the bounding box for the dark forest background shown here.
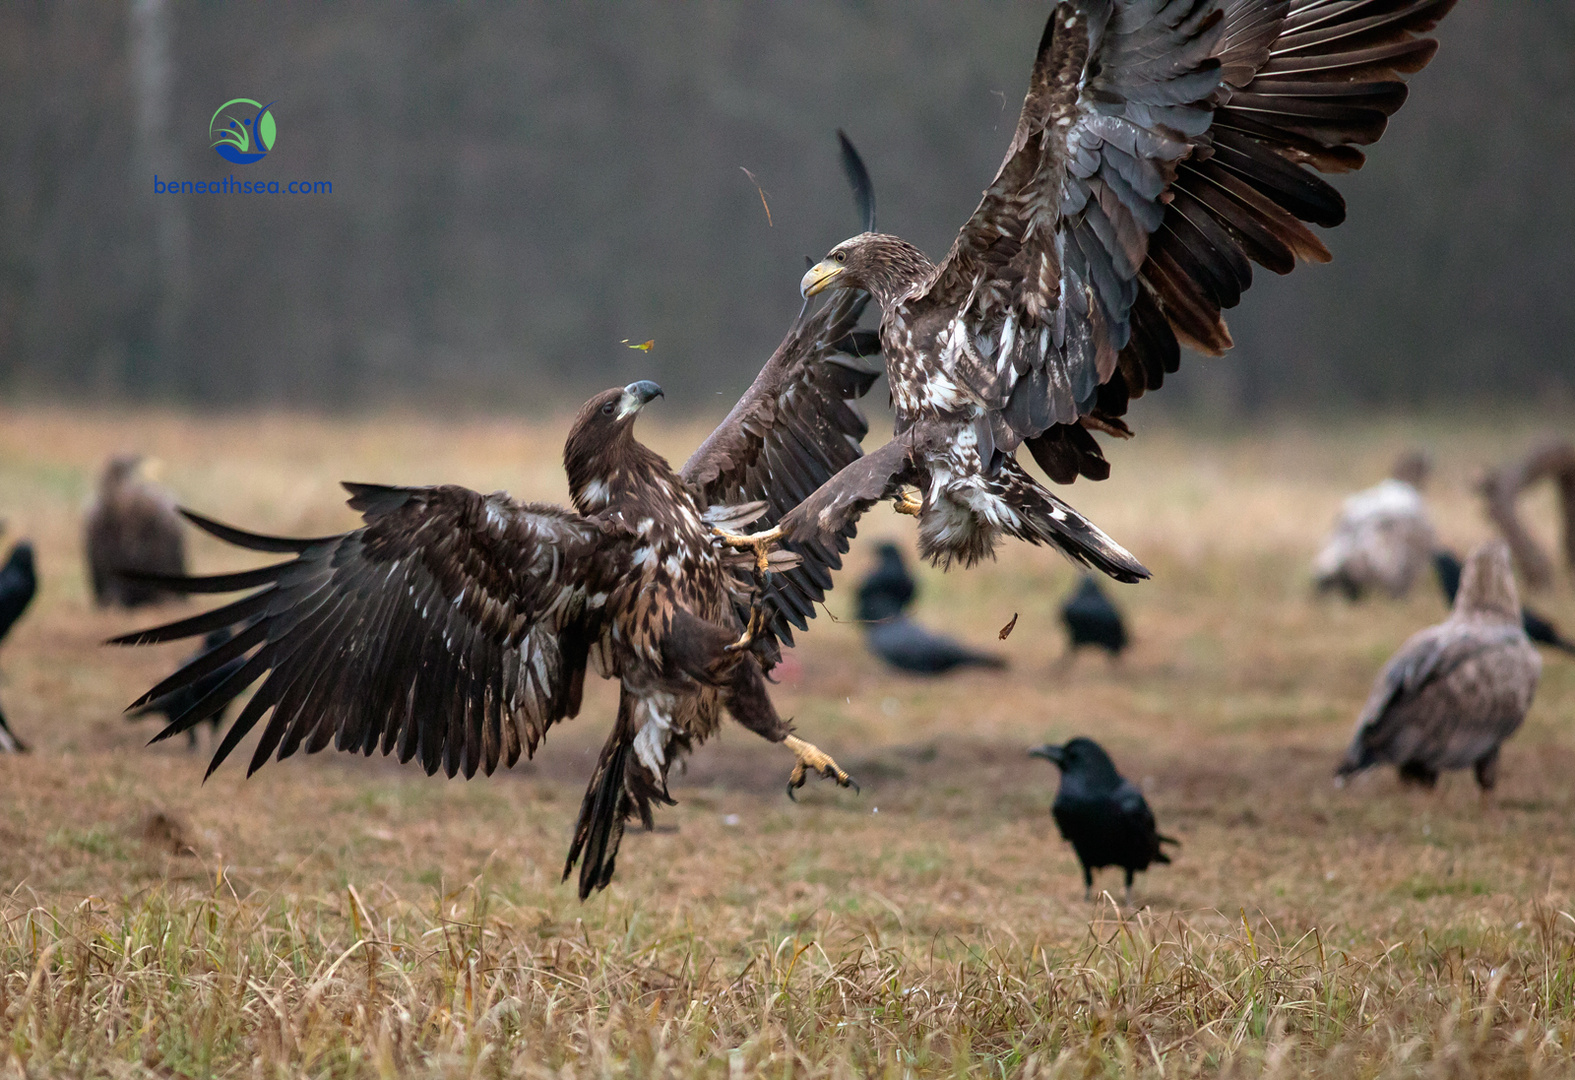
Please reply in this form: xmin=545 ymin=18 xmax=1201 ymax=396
xmin=1 ymin=3 xmax=1571 ymax=415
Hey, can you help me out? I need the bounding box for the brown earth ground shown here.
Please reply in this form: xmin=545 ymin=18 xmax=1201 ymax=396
xmin=2 ymin=405 xmax=1574 ymax=1077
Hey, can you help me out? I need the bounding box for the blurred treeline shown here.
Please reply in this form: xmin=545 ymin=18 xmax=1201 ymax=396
xmin=0 ymin=3 xmax=1571 ymax=414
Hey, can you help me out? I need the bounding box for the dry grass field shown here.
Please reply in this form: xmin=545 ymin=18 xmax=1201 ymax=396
xmin=2 ymin=404 xmax=1575 ymax=1078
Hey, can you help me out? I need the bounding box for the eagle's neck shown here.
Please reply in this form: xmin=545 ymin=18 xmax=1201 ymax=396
xmin=567 ymin=435 xmax=680 ymax=519
xmin=858 ymin=237 xmax=936 ymax=311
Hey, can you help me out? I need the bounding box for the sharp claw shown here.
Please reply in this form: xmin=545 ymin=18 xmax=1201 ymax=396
xmin=715 ymin=524 xmax=785 ymax=574
xmin=893 ymin=489 xmax=923 ymax=517
xmin=782 ymin=735 xmax=855 ymax=799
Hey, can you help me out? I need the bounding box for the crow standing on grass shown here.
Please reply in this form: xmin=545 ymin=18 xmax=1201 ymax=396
xmin=1338 ymin=542 xmax=1540 ymax=792
xmin=0 ymin=540 xmax=38 ymax=752
xmin=1060 ymin=576 xmax=1127 ymax=658
xmin=1031 ymin=736 xmax=1175 ymax=902
xmin=855 ymin=543 xmax=1005 ymax=675
xmin=1432 ymin=549 xmax=1575 ymax=656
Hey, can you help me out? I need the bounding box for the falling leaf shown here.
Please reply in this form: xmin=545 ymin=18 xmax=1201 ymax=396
xmin=740 ymin=167 xmax=772 ymax=227
xmin=998 ymin=612 xmax=1019 ymax=640
xmin=620 ymin=339 xmax=655 ymax=352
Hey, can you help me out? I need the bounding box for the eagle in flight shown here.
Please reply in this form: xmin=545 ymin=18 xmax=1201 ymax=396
xmin=775 ymin=0 xmax=1455 ymax=574
xmin=117 ymin=141 xmax=886 ymax=900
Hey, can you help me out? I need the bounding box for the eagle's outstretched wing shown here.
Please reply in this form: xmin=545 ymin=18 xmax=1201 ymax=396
xmin=682 ymin=291 xmax=880 ymax=643
xmin=918 ymin=0 xmax=1453 ymax=463
xmin=111 ymin=483 xmax=618 ymax=781
xmin=681 ymin=133 xmax=882 ymax=644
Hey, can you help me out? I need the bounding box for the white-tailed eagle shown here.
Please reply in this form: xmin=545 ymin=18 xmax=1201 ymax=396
xmin=783 ymin=0 xmax=1456 ymax=574
xmin=115 ymin=139 xmax=887 ymax=901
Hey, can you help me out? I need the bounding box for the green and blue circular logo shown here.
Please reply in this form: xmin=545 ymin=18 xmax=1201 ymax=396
xmin=209 ymin=98 xmax=277 ymax=164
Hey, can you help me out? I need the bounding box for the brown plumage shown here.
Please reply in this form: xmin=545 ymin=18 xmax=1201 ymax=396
xmin=84 ymin=454 xmax=187 ymax=607
xmin=1337 ymin=542 xmax=1541 ymax=791
xmin=789 ymin=0 xmax=1455 ymax=574
xmin=116 ymin=377 xmax=870 ymax=900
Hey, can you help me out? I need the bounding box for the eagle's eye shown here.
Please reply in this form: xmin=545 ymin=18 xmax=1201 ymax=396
xmin=833 ymin=251 xmax=847 ymax=264
xmin=601 ymin=401 xmax=616 ymax=416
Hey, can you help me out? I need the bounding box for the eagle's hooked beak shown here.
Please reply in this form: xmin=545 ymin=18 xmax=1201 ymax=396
xmin=800 ymin=258 xmax=845 ymax=298
xmin=616 ymin=380 xmax=664 ymax=420
xmin=1029 ymin=744 xmax=1066 ymax=767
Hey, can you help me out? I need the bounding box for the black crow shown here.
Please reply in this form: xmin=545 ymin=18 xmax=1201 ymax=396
xmin=1031 ymin=737 xmax=1176 ymax=902
xmin=127 ymin=626 xmax=249 ymax=751
xmin=1433 ymin=548 xmax=1575 ymax=656
xmin=856 ymin=542 xmax=916 ymax=622
xmin=1060 ymin=576 xmax=1128 ymax=657
xmin=0 ymin=541 xmax=38 ymax=752
xmin=856 ymin=543 xmax=1004 ymax=674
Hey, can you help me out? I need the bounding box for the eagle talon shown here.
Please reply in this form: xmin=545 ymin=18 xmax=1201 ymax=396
xmin=715 ymin=524 xmax=785 ymax=573
xmin=783 ymin=734 xmax=856 ymax=798
xmin=893 ymin=490 xmax=923 ymax=517
xmin=725 ymin=604 xmax=768 ymax=654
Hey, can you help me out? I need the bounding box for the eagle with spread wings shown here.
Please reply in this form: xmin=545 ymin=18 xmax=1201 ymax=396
xmin=117 ymin=139 xmax=884 ymax=901
xmin=774 ymin=0 xmax=1455 ymax=574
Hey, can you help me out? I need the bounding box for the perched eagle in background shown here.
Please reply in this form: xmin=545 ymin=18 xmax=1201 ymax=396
xmin=1313 ymin=451 xmax=1436 ymax=600
xmin=85 ymin=454 xmax=188 ymax=608
xmin=1337 ymin=542 xmax=1541 ymax=792
xmin=117 ymin=135 xmax=886 ymax=900
xmin=780 ymin=0 xmax=1457 ymax=576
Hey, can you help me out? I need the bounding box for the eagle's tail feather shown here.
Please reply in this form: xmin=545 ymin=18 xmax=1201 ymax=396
xmin=564 ymin=735 xmax=632 ymax=902
xmin=996 ymin=464 xmax=1149 ymax=583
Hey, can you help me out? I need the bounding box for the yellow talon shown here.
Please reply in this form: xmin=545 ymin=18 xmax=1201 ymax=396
xmin=783 ymin=734 xmax=858 ymax=799
xmin=725 ymin=605 xmax=768 ymax=654
xmin=715 ymin=524 xmax=784 ymax=573
xmin=893 ymin=489 xmax=923 ymax=517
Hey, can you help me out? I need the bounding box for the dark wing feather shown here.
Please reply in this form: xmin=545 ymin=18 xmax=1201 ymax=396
xmin=681 ymin=293 xmax=880 ymax=644
xmin=776 ymin=422 xmax=947 ymax=549
xmin=680 ymin=134 xmax=884 ymax=645
xmin=1108 ymin=0 xmax=1456 ymax=416
xmin=111 ymin=483 xmax=617 ymax=782
xmin=920 ymin=0 xmax=1227 ymax=441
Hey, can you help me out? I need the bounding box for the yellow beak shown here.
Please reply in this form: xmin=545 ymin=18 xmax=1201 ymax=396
xmin=800 ymin=259 xmax=845 ymax=298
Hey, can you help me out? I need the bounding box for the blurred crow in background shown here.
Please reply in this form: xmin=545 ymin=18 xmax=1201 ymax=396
xmin=84 ymin=454 xmax=187 ymax=608
xmin=856 ymin=543 xmax=1005 ymax=674
xmin=1060 ymin=576 xmax=1127 ymax=659
xmin=1338 ymin=542 xmax=1541 ymax=791
xmin=1433 ymin=548 xmax=1575 ymax=655
xmin=856 ymin=542 xmax=916 ymax=622
xmin=0 ymin=540 xmax=38 ymax=752
xmin=128 ymin=627 xmax=246 ymax=750
xmin=1031 ymin=736 xmax=1176 ymax=903
xmin=1313 ymin=452 xmax=1436 ymax=600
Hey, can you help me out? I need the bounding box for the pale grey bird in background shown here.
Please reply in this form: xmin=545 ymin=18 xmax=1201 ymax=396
xmin=1337 ymin=541 xmax=1540 ymax=791
xmin=1313 ymin=451 xmax=1436 ymax=600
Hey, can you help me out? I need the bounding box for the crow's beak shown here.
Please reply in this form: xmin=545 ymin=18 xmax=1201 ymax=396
xmin=617 ymin=380 xmax=664 ymax=419
xmin=1029 ymin=744 xmax=1066 ymax=767
xmin=800 ymin=258 xmax=844 ymax=298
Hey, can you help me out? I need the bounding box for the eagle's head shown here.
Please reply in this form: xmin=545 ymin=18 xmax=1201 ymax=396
xmin=801 ymin=233 xmax=932 ymax=307
xmin=1454 ymin=540 xmax=1521 ymax=625
xmin=563 ymin=381 xmax=666 ymax=512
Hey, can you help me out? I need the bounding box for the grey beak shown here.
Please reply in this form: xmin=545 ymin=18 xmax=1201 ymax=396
xmin=1029 ymin=744 xmax=1066 ymax=767
xmin=624 ymin=380 xmax=664 ymax=405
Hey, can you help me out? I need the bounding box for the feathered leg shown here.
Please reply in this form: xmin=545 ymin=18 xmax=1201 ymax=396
xmin=917 ymin=460 xmax=1148 ymax=582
